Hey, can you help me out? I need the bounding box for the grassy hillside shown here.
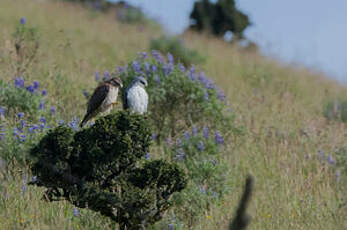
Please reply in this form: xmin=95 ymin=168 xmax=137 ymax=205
xmin=0 ymin=0 xmax=346 ymax=229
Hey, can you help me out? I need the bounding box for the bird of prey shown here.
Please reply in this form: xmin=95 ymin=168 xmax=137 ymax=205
xmin=80 ymin=77 xmax=123 ymax=127
xmin=123 ymin=76 xmax=148 ymax=114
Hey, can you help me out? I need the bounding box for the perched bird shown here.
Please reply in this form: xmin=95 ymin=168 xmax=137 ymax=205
xmin=80 ymin=77 xmax=123 ymax=127
xmin=123 ymin=76 xmax=148 ymax=114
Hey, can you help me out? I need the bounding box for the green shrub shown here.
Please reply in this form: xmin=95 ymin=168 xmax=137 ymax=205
xmin=335 ymin=148 xmax=347 ymax=175
xmin=0 ymin=78 xmax=60 ymax=163
xmin=323 ymin=99 xmax=347 ymax=122
xmin=115 ymin=1 xmax=148 ymax=25
xmin=117 ymin=51 xmax=240 ymax=142
xmin=29 ymin=111 xmax=187 ymax=229
xmin=0 ymin=79 xmax=42 ymax=119
xmin=163 ymin=127 xmax=230 ymax=227
xmin=150 ymin=36 xmax=205 ymax=66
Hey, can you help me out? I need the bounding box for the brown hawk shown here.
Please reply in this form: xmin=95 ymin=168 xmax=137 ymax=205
xmin=80 ymin=77 xmax=123 ymax=127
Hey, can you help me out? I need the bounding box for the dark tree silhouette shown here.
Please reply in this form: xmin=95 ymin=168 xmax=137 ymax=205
xmin=190 ymin=0 xmax=251 ymax=40
xmin=29 ymin=111 xmax=187 ymax=229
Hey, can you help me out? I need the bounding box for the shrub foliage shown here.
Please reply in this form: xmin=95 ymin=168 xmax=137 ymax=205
xmin=117 ymin=51 xmax=239 ymax=142
xmin=323 ymin=99 xmax=347 ymax=122
xmin=29 ymin=111 xmax=187 ymax=229
xmin=150 ymin=36 xmax=205 ymax=66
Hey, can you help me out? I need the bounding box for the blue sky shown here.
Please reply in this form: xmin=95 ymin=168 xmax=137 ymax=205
xmin=112 ymin=0 xmax=347 ymax=82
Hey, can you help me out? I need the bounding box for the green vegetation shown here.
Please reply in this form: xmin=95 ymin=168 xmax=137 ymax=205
xmin=118 ymin=52 xmax=236 ymax=141
xmin=30 ymin=111 xmax=187 ymax=229
xmin=0 ymin=0 xmax=346 ymax=229
xmin=150 ymin=36 xmax=205 ymax=66
xmin=323 ymin=99 xmax=347 ymax=122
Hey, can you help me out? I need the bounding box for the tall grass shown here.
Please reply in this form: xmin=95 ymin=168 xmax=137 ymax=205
xmin=0 ymin=0 xmax=346 ymax=229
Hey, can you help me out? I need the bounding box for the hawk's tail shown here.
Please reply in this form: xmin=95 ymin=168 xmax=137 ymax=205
xmin=80 ymin=113 xmax=92 ymax=128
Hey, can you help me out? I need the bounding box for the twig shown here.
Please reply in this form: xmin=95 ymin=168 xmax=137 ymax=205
xmin=229 ymin=175 xmax=254 ymax=230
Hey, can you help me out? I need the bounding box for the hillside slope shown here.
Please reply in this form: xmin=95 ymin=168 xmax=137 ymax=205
xmin=0 ymin=0 xmax=345 ymax=229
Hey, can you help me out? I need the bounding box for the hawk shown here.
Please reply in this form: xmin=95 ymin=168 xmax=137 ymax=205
xmin=80 ymin=77 xmax=123 ymax=127
xmin=123 ymin=76 xmax=148 ymax=114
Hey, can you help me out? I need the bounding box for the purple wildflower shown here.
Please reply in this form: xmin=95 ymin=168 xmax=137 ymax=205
xmin=42 ymin=89 xmax=47 ymax=96
xmin=203 ymin=126 xmax=209 ymax=139
xmin=117 ymin=66 xmax=123 ymax=73
xmin=58 ymin=120 xmax=64 ymax=125
xmin=94 ymin=71 xmax=100 ymax=81
xmin=73 ymin=208 xmax=80 ymax=217
xmin=40 ymin=117 xmax=46 ymax=123
xmin=17 ymin=112 xmax=24 ymax=119
xmin=14 ymin=76 xmax=24 ymax=88
xmin=21 ymin=174 xmax=27 ymax=195
xmin=176 ymin=138 xmax=182 ymax=147
xmin=166 ymin=137 xmax=172 ymax=146
xmin=50 ymin=106 xmax=56 ymax=115
xmin=19 ymin=120 xmax=26 ymax=129
xmin=152 ymin=65 xmax=158 ymax=73
xmin=83 ymin=89 xmax=89 ymax=99
xmin=327 ymin=155 xmax=335 ymax=166
xmin=138 ymin=52 xmax=149 ymax=59
xmin=192 ymin=126 xmax=198 ymax=136
xmin=198 ymin=72 xmax=215 ymax=89
xmin=40 ymin=123 xmax=45 ymax=130
xmin=33 ymin=80 xmax=39 ymax=90
xmin=68 ymin=117 xmax=79 ymax=131
xmin=0 ymin=107 xmax=5 ymax=117
xmin=203 ymin=89 xmax=209 ymax=101
xmin=168 ymin=224 xmax=174 ymax=230
xmin=152 ymin=133 xmax=157 ymax=141
xmin=26 ymin=85 xmax=35 ymax=93
xmin=215 ymin=131 xmax=223 ymax=145
xmin=145 ymin=153 xmax=151 ymax=159
xmin=318 ymin=150 xmax=324 ymax=159
xmin=188 ymin=66 xmax=196 ymax=81
xmin=167 ymin=53 xmax=174 ymax=65
xmin=198 ymin=141 xmax=204 ymax=152
xmin=20 ymin=134 xmax=26 ymax=142
xmin=200 ymin=185 xmax=207 ymax=195
xmin=179 ymin=63 xmax=186 ymax=72
xmin=133 ymin=61 xmax=141 ymax=73
xmin=28 ymin=127 xmax=34 ymax=134
xmin=155 ymin=75 xmax=160 ymax=84
xmin=144 ymin=62 xmax=151 ymax=74
xmin=162 ymin=64 xmax=172 ymax=76
xmin=176 ymin=148 xmax=185 ymax=161
xmin=103 ymin=71 xmax=110 ymax=80
xmin=336 ymin=170 xmax=341 ymax=183
xmin=31 ymin=176 xmax=37 ymax=183
xmin=39 ymin=100 xmax=44 ymax=110
xmin=152 ymin=50 xmax=164 ymax=63
xmin=13 ymin=128 xmax=20 ymax=139
xmin=20 ymin=17 xmax=26 ymax=25
xmin=184 ymin=131 xmax=190 ymax=140
xmin=217 ymin=88 xmax=226 ymax=101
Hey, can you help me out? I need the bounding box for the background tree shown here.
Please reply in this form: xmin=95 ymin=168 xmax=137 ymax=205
xmin=190 ymin=0 xmax=251 ymax=40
